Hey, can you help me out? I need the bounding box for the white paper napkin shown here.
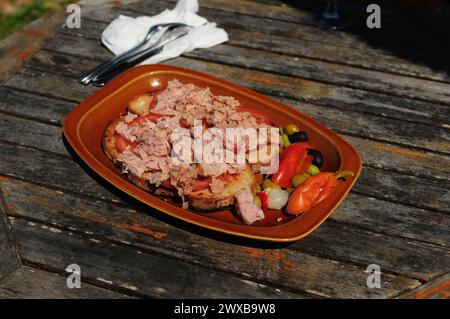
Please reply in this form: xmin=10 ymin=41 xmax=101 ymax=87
xmin=101 ymin=0 xmax=228 ymax=64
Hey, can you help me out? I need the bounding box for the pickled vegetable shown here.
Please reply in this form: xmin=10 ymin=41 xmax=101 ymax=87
xmin=292 ymin=173 xmax=310 ymax=187
xmin=262 ymin=179 xmax=281 ymax=190
xmin=267 ymin=189 xmax=289 ymax=210
xmin=281 ymin=133 xmax=291 ymax=148
xmin=254 ymin=195 xmax=262 ymax=207
xmin=285 ymin=124 xmax=299 ymax=135
xmin=307 ymin=164 xmax=321 ymax=175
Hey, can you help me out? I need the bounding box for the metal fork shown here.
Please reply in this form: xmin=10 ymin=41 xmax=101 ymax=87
xmin=78 ymin=22 xmax=189 ymax=85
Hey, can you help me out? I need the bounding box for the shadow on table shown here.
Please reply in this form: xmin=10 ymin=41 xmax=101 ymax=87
xmin=62 ymin=134 xmax=292 ymax=249
xmin=282 ymin=0 xmax=450 ymax=78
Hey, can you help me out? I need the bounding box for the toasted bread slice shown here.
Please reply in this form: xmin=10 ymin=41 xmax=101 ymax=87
xmin=102 ymin=118 xmax=121 ymax=163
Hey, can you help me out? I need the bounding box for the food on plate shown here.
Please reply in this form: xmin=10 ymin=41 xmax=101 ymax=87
xmin=286 ymin=171 xmax=354 ymax=215
xmin=103 ymin=79 xmax=353 ymax=225
xmin=103 ymin=79 xmax=279 ymax=225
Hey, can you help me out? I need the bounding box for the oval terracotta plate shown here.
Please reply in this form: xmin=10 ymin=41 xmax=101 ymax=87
xmin=63 ymin=64 xmax=362 ymax=242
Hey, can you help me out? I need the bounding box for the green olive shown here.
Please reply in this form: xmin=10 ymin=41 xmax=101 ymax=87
xmin=335 ymin=170 xmax=355 ymax=180
xmin=292 ymin=173 xmax=310 ymax=187
xmin=307 ymin=164 xmax=321 ymax=176
xmin=281 ymin=133 xmax=291 ymax=148
xmin=285 ymin=124 xmax=299 ymax=135
xmin=254 ymin=195 xmax=262 ymax=207
xmin=261 ymin=179 xmax=280 ymax=190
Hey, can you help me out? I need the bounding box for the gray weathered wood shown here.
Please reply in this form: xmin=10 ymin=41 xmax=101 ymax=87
xmin=60 ymin=16 xmax=450 ymax=108
xmin=1 ymin=177 xmax=421 ymax=298
xmin=291 ymin=222 xmax=450 ymax=281
xmin=10 ymin=217 xmax=304 ymax=298
xmin=67 ymin=10 xmax=450 ymax=84
xmin=0 ymin=87 xmax=74 ymax=125
xmin=0 ymin=266 xmax=132 ymax=299
xmin=0 ymin=11 xmax=65 ymax=85
xmin=0 ymin=112 xmax=65 ymax=155
xmin=0 ymin=189 xmax=20 ymax=281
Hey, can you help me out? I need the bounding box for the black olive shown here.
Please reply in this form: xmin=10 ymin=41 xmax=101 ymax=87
xmin=289 ymin=131 xmax=308 ymax=143
xmin=307 ymin=149 xmax=324 ymax=168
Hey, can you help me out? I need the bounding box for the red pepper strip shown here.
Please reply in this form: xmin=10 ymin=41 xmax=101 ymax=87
xmin=286 ymin=172 xmax=338 ymax=215
xmin=191 ymin=177 xmax=212 ymax=192
xmin=271 ymin=142 xmax=312 ymax=188
xmin=314 ymin=173 xmax=339 ymax=204
xmin=115 ymin=134 xmax=135 ymax=153
xmin=257 ymin=191 xmax=269 ymax=213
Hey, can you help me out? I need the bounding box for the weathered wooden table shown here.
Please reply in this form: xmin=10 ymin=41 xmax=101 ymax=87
xmin=0 ymin=0 xmax=449 ymax=299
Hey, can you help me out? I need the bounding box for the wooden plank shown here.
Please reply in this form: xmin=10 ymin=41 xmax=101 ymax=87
xmin=67 ymin=11 xmax=450 ymax=84
xmin=0 ymin=86 xmax=74 ymax=125
xmin=0 ymin=266 xmax=132 ymax=299
xmin=9 ymin=217 xmax=304 ymax=298
xmin=184 ymin=45 xmax=450 ymax=107
xmin=60 ymin=18 xmax=450 ymax=109
xmin=343 ymin=136 xmax=450 ymax=182
xmin=4 ymin=68 xmax=96 ymax=103
xmin=353 ymin=166 xmax=450 ymax=213
xmin=0 ymin=11 xmax=65 ymax=84
xmin=0 ymin=143 xmax=117 ymax=202
xmin=21 ymin=48 xmax=450 ymax=154
xmin=0 ymin=143 xmax=447 ymax=280
xmin=126 ymin=0 xmax=440 ymax=49
xmin=291 ymin=222 xmax=450 ymax=281
xmin=0 ymin=188 xmax=20 ymax=280
xmin=398 ymin=273 xmax=450 ymax=299
xmin=1 ymin=177 xmax=420 ymax=298
xmin=224 ymin=28 xmax=450 ymax=83
xmin=0 ymin=112 xmax=65 ymax=155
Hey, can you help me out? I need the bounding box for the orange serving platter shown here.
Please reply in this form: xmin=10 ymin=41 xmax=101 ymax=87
xmin=63 ymin=64 xmax=362 ymax=242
